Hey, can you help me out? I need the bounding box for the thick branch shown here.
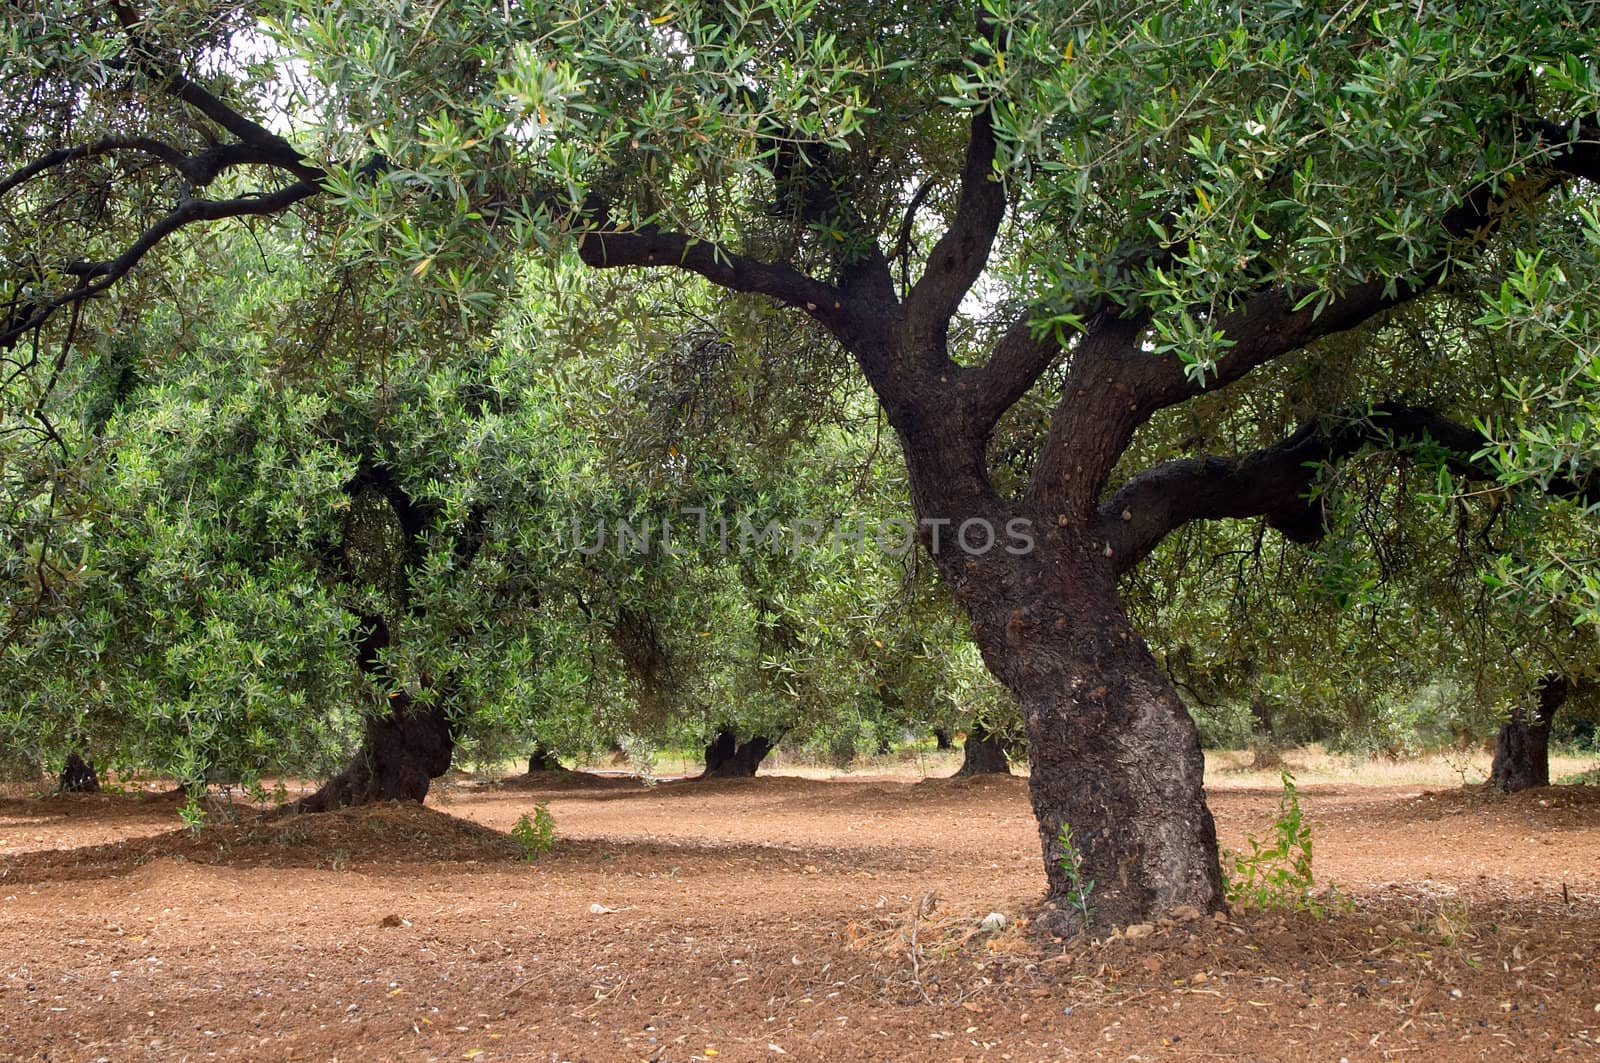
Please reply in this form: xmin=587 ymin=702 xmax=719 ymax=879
xmin=161 ymin=78 xmax=317 ymax=182
xmin=968 ymin=315 xmax=1061 ymax=427
xmin=903 ymin=108 xmax=1006 ymax=344
xmin=1158 ymin=278 xmax=1405 ymax=404
xmin=1024 ymin=114 xmax=1600 ymax=517
xmin=572 ymin=203 xmax=926 ymax=422
xmin=1 ymin=136 xmax=302 ymax=202
xmin=110 ymin=0 xmax=318 ymax=184
xmin=1019 ymin=311 xmax=1154 ymax=516
xmin=576 ymin=223 xmax=846 ymax=326
xmin=0 ymin=138 xmax=191 ymax=197
xmin=1095 ymin=404 xmax=1598 ymax=574
xmin=1140 ymin=116 xmax=1600 ymax=412
xmin=0 ymin=2 xmax=335 ymax=347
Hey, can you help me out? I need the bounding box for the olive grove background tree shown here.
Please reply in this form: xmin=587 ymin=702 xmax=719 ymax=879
xmin=2 ymin=211 xmax=1001 ymax=802
xmin=5 ymin=0 xmax=1600 ymax=927
xmin=1 ymin=225 xmax=572 ymax=803
xmin=1133 ymin=462 xmax=1600 ymax=783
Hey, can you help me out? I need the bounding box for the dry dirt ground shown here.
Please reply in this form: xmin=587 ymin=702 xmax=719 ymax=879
xmin=2 ymin=759 xmax=1599 ymax=1061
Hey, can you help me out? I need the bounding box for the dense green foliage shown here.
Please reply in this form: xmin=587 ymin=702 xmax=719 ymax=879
xmin=1 ymin=223 xmax=1011 ymax=786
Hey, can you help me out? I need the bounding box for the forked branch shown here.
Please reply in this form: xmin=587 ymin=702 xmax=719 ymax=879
xmin=0 ymin=2 xmax=328 ymax=348
xmin=903 ymin=107 xmax=1007 ymax=333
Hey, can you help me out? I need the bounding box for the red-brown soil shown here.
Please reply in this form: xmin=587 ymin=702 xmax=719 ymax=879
xmin=2 ymin=773 xmax=1598 ymax=1060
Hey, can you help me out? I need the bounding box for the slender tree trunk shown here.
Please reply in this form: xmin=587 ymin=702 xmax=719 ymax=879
xmin=1490 ymin=675 xmax=1569 ymax=793
xmin=956 ymin=723 xmax=1011 ymax=775
xmin=942 ymin=534 xmax=1225 ymax=933
xmin=1248 ymin=697 xmax=1284 ymax=770
xmin=933 ymin=728 xmax=954 ymax=751
xmin=699 ymin=730 xmax=776 ymax=779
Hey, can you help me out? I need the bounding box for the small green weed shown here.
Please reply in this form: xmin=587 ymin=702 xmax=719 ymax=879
xmin=512 ymin=804 xmax=556 ymax=860
xmin=179 ymin=795 xmax=207 ymax=832
xmin=1054 ymin=820 xmax=1094 ymax=928
xmin=1223 ymin=769 xmax=1339 ymax=916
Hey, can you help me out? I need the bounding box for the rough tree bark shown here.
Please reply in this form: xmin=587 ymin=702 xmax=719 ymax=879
xmin=956 ymin=723 xmax=1011 ymax=775
xmin=291 ymin=696 xmax=454 ymax=812
xmin=935 ymin=532 xmax=1222 ymax=929
xmin=699 ymin=730 xmax=777 ymax=779
xmin=1490 ymin=675 xmax=1570 ymax=793
xmin=933 ymin=728 xmax=954 ymax=751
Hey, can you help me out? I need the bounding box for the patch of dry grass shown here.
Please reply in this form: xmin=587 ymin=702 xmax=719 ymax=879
xmin=1204 ymin=744 xmax=1600 ymax=789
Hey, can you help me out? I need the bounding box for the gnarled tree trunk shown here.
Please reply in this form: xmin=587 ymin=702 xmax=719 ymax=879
xmin=287 ymin=614 xmax=454 ymax=813
xmin=956 ymin=723 xmax=1011 ymax=775
xmin=291 ymin=695 xmax=454 ymax=812
xmin=939 ymin=531 xmax=1225 ymax=934
xmin=1490 ymin=674 xmax=1569 ymax=793
xmin=526 ymin=745 xmax=561 ymax=773
xmin=699 ymin=730 xmax=776 ymax=779
xmin=933 ymin=727 xmax=954 ymax=751
xmin=59 ymin=752 xmax=100 ymax=793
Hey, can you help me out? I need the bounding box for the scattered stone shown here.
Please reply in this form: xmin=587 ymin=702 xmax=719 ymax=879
xmin=1171 ymin=905 xmax=1202 ymax=922
xmin=1124 ymin=922 xmax=1156 ymax=940
xmin=980 ymin=912 xmax=1008 ymax=931
xmin=378 ymin=913 xmax=402 ymax=928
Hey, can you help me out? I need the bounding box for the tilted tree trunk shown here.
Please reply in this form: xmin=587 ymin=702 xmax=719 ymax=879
xmin=1490 ymin=675 xmax=1569 ymax=793
xmin=940 ymin=532 xmax=1223 ymax=932
xmin=699 ymin=730 xmax=777 ymax=779
xmin=956 ymin=723 xmax=1011 ymax=775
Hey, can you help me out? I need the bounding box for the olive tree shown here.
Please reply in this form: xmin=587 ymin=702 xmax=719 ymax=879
xmin=6 ymin=0 xmax=1599 ymax=927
